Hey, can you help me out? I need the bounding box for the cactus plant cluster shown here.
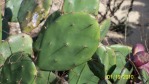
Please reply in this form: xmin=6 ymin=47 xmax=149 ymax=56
xmin=0 ymin=0 xmax=148 ymax=84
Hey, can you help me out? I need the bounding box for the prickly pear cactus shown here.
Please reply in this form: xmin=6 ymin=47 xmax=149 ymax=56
xmin=69 ymin=63 xmax=99 ymax=84
xmin=62 ymin=0 xmax=99 ymax=15
xmin=0 ymin=52 xmax=37 ymax=84
xmin=1 ymin=0 xmax=139 ymax=83
xmin=0 ymin=33 xmax=33 ymax=72
xmin=18 ymin=0 xmax=52 ymax=33
xmin=110 ymin=44 xmax=132 ymax=75
xmin=88 ymin=44 xmax=133 ymax=83
xmin=109 ymin=44 xmax=132 ymax=83
xmin=36 ymin=12 xmax=100 ymax=70
xmin=88 ymin=43 xmax=116 ymax=80
xmin=6 ymin=33 xmax=33 ymax=56
xmin=5 ymin=0 xmax=23 ymax=22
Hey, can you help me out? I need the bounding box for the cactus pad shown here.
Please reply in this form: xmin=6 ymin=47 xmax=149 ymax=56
xmin=18 ymin=0 xmax=52 ymax=33
xmin=63 ymin=0 xmax=99 ymax=15
xmin=0 ymin=52 xmax=37 ymax=84
xmin=110 ymin=44 xmax=132 ymax=75
xmin=6 ymin=33 xmax=33 ymax=56
xmin=88 ymin=43 xmax=116 ymax=79
xmin=69 ymin=63 xmax=99 ymax=84
xmin=36 ymin=13 xmax=100 ymax=70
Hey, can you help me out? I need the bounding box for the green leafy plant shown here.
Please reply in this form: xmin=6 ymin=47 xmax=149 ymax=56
xmin=0 ymin=0 xmax=148 ymax=84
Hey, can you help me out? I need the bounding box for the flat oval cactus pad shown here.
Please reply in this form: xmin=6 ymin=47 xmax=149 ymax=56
xmin=36 ymin=13 xmax=100 ymax=70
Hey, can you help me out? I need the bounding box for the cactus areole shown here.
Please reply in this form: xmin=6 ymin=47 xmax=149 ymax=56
xmin=36 ymin=13 xmax=100 ymax=70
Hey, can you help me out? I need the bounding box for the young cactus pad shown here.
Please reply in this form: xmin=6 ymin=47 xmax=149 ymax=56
xmin=0 ymin=52 xmax=37 ymax=84
xmin=36 ymin=13 xmax=100 ymax=70
xmin=63 ymin=0 xmax=99 ymax=15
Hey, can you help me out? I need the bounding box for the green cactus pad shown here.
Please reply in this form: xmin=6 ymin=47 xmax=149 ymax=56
xmin=69 ymin=63 xmax=99 ymax=84
xmin=63 ymin=0 xmax=99 ymax=15
xmin=36 ymin=13 xmax=100 ymax=70
xmin=18 ymin=0 xmax=52 ymax=33
xmin=5 ymin=0 xmax=23 ymax=22
xmin=88 ymin=43 xmax=116 ymax=80
xmin=109 ymin=44 xmax=132 ymax=83
xmin=0 ymin=33 xmax=33 ymax=73
xmin=110 ymin=44 xmax=132 ymax=75
xmin=6 ymin=33 xmax=33 ymax=56
xmin=0 ymin=52 xmax=37 ymax=84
